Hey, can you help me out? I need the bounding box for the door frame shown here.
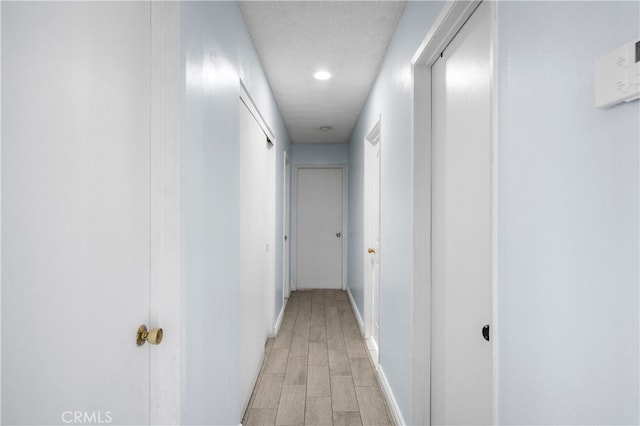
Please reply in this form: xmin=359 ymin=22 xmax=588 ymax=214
xmin=1 ymin=4 xmax=4 ymax=421
xmin=150 ymin=2 xmax=181 ymax=424
xmin=0 ymin=3 xmax=181 ymax=424
xmin=410 ymin=1 xmax=498 ymax=424
xmin=363 ymin=118 xmax=381 ymax=364
xmin=292 ymin=165 xmax=347 ymax=291
xmin=239 ymin=81 xmax=277 ymax=335
xmin=283 ymin=151 xmax=292 ymax=302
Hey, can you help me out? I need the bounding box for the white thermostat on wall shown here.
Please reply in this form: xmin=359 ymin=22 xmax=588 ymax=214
xmin=595 ymin=38 xmax=640 ymax=108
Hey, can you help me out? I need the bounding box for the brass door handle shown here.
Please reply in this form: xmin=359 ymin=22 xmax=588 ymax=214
xmin=368 ymin=248 xmax=376 ymax=254
xmin=136 ymin=324 xmax=163 ymax=346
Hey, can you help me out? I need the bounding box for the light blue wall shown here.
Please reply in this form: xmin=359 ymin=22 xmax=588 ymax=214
xmin=292 ymin=143 xmax=348 ymax=167
xmin=179 ymin=2 xmax=291 ymax=424
xmin=347 ymin=1 xmax=445 ymax=420
xmin=178 ymin=1 xmax=638 ymax=424
xmin=496 ymin=2 xmax=639 ymax=424
xmin=350 ymin=0 xmax=639 ymax=423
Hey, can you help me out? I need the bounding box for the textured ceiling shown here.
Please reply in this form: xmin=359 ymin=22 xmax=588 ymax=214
xmin=239 ymin=1 xmax=407 ymax=144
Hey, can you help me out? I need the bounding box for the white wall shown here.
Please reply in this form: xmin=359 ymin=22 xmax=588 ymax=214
xmin=179 ymin=2 xmax=291 ymax=423
xmin=496 ymin=2 xmax=639 ymax=424
xmin=346 ymin=1 xmax=445 ymax=420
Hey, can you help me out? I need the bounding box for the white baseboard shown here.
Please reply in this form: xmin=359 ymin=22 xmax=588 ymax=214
xmin=377 ymin=365 xmax=406 ymax=426
xmin=346 ymin=286 xmax=365 ymax=336
xmin=345 ymin=287 xmax=404 ymax=425
xmin=272 ymin=298 xmax=287 ymax=336
xmin=241 ymin=350 xmax=266 ymax=423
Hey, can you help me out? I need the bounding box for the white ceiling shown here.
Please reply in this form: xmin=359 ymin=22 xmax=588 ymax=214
xmin=239 ymin=1 xmax=407 ymax=144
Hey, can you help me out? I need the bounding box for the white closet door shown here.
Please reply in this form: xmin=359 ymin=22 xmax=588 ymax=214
xmin=239 ymin=99 xmax=273 ymax=409
xmin=431 ymin=2 xmax=493 ymax=425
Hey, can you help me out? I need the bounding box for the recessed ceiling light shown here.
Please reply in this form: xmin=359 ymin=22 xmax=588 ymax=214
xmin=313 ymin=70 xmax=332 ymax=80
xmin=319 ymin=125 xmax=332 ymax=131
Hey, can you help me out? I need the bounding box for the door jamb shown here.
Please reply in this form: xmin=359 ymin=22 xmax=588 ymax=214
xmin=283 ymin=151 xmax=291 ymax=303
xmin=0 ymin=3 xmax=4 ymax=421
xmin=410 ymin=1 xmax=497 ymax=424
xmin=292 ymin=165 xmax=347 ymax=291
xmin=150 ymin=3 xmax=181 ymax=424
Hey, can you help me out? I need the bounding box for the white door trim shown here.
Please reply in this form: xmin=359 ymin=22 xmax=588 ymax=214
xmin=1 ymin=3 xmax=4 ymax=421
xmin=283 ymin=150 xmax=291 ymax=303
xmin=410 ymin=1 xmax=497 ymax=424
xmin=292 ymin=165 xmax=347 ymax=291
xmin=150 ymin=2 xmax=181 ymax=424
xmin=364 ymin=118 xmax=381 ymax=363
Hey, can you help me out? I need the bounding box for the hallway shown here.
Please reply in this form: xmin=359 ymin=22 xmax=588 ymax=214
xmin=2 ymin=1 xmax=638 ymax=425
xmin=243 ymin=290 xmax=392 ymax=426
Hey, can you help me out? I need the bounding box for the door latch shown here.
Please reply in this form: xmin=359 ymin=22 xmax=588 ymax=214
xmin=336 ymin=232 xmax=341 ymax=238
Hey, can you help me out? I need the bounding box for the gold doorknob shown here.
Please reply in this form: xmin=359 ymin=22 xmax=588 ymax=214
xmin=368 ymin=248 xmax=376 ymax=254
xmin=136 ymin=325 xmax=163 ymax=346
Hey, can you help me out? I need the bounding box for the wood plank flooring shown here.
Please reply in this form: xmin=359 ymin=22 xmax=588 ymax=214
xmin=242 ymin=290 xmax=394 ymax=426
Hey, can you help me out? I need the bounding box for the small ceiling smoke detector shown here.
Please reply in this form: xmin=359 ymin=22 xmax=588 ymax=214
xmin=313 ymin=70 xmax=332 ymax=80
xmin=319 ymin=125 xmax=332 ymax=131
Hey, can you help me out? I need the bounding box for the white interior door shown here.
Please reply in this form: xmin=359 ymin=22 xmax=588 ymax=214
xmin=2 ymin=3 xmax=155 ymax=425
xmin=239 ymin=98 xmax=273 ymax=409
xmin=283 ymin=153 xmax=292 ymax=299
xmin=364 ymin=123 xmax=381 ymax=362
xmin=295 ymin=167 xmax=344 ymax=289
xmin=430 ymin=2 xmax=493 ymax=425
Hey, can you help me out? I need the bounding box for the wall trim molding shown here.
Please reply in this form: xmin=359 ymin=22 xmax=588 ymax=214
xmin=240 ymin=350 xmax=267 ymax=422
xmin=273 ymin=297 xmax=287 ymax=336
xmin=347 ymin=286 xmax=404 ymax=425
xmin=347 ymin=287 xmax=365 ymax=336
xmin=378 ymin=365 xmax=406 ymax=426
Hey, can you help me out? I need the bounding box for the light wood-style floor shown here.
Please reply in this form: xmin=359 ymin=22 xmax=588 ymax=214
xmin=242 ymin=290 xmax=394 ymax=426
